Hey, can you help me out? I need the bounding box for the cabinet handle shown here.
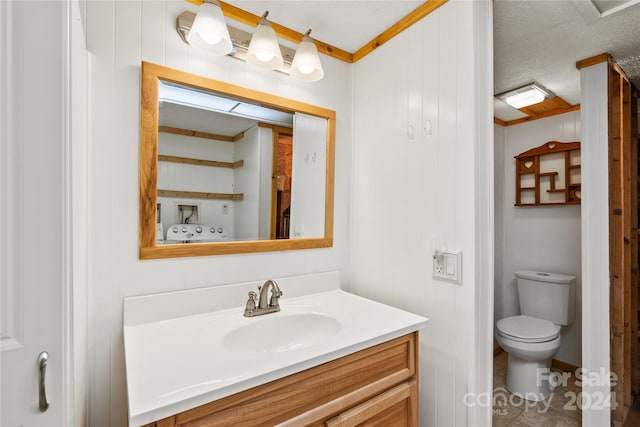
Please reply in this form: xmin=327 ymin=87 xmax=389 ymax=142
xmin=38 ymin=351 xmax=49 ymax=412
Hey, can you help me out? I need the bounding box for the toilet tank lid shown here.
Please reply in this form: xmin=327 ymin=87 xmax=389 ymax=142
xmin=515 ymin=270 xmax=575 ymax=284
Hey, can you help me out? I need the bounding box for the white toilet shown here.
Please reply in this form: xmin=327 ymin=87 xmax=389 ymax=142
xmin=496 ymin=270 xmax=575 ymax=401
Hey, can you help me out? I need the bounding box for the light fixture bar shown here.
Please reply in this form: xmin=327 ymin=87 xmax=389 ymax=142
xmin=176 ymin=11 xmax=296 ymax=74
xmin=176 ymin=11 xmax=196 ymax=45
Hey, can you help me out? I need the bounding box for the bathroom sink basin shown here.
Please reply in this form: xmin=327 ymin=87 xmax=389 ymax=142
xmin=222 ymin=313 xmax=341 ymax=353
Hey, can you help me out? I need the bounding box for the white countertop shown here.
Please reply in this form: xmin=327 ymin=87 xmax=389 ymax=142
xmin=123 ymin=272 xmax=428 ymax=426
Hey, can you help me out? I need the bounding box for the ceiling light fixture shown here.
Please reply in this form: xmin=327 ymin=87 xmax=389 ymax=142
xmin=497 ymin=82 xmax=555 ymax=109
xmin=178 ymin=0 xmax=232 ymax=55
xmin=290 ymin=30 xmax=324 ymax=82
xmin=246 ymin=11 xmax=283 ymax=70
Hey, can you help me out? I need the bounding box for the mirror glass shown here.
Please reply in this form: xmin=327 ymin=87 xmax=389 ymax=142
xmin=139 ymin=62 xmax=335 ymax=259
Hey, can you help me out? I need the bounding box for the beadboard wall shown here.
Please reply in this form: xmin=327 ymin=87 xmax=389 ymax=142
xmin=83 ymin=1 xmax=352 ymax=425
xmin=81 ymin=0 xmax=494 ymax=425
xmin=494 ymin=111 xmax=582 ymax=366
xmin=351 ymin=2 xmax=493 ymax=426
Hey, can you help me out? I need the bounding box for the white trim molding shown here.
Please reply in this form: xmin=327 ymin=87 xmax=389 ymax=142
xmin=472 ymin=0 xmax=495 ymax=425
xmin=579 ymin=60 xmax=611 ymax=427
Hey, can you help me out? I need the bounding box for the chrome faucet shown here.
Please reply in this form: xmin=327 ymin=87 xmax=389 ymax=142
xmin=244 ymin=279 xmax=283 ymax=317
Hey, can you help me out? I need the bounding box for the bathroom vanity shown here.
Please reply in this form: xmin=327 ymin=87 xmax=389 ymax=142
xmin=141 ymin=333 xmax=417 ymax=426
xmin=123 ymin=272 xmax=427 ymax=426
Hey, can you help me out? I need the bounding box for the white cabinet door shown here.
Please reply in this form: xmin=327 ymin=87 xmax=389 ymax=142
xmin=1 ymin=1 xmax=70 ymax=425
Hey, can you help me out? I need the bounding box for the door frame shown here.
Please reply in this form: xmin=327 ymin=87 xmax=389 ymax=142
xmin=472 ymin=1 xmax=495 ymax=426
xmin=266 ymin=124 xmax=294 ymax=240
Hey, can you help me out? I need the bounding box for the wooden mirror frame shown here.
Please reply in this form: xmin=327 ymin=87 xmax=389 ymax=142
xmin=139 ymin=62 xmax=335 ymax=259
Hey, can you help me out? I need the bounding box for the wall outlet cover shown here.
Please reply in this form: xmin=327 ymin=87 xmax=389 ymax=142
xmin=432 ymin=250 xmax=462 ymax=284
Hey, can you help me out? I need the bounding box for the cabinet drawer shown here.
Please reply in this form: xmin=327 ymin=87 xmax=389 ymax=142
xmin=145 ymin=333 xmax=417 ymax=427
xmin=325 ymin=380 xmax=418 ymax=427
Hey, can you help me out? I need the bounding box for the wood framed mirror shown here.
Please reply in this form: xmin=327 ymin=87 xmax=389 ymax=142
xmin=139 ymin=62 xmax=335 ymax=259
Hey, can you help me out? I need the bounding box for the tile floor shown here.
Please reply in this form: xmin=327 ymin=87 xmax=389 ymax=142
xmin=492 ymin=352 xmax=582 ymax=427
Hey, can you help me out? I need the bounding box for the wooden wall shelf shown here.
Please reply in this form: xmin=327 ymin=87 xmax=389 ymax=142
xmin=159 ymin=125 xmax=244 ymax=142
xmin=158 ymin=155 xmax=243 ymax=169
xmin=515 ymin=141 xmax=581 ymax=206
xmin=158 ymin=190 xmax=243 ymax=201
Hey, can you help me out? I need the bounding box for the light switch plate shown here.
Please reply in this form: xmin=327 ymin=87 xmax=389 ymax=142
xmin=433 ymin=250 xmax=462 ymax=284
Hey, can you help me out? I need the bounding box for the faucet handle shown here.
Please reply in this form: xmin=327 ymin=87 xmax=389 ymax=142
xmin=269 ymin=289 xmax=282 ymax=309
xmin=244 ymin=291 xmax=257 ymax=317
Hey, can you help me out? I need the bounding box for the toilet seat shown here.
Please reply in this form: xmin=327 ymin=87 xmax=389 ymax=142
xmin=497 ymin=315 xmax=561 ymax=343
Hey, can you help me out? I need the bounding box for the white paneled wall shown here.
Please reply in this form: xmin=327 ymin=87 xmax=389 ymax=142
xmin=495 ymin=111 xmax=582 ymax=366
xmin=352 ymin=1 xmax=492 ymax=425
xmin=83 ymin=0 xmax=352 ymax=424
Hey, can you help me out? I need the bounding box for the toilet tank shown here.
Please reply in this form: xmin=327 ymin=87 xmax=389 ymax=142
xmin=515 ymin=270 xmax=575 ymax=325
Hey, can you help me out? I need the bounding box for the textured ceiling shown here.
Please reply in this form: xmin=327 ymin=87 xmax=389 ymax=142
xmin=494 ymin=0 xmax=640 ymax=121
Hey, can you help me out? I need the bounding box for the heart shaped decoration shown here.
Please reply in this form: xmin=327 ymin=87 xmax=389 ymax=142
xmin=575 ymin=190 xmax=581 ymax=199
xmin=523 ymin=160 xmax=533 ymax=169
xmin=548 ymin=143 xmax=556 ymax=149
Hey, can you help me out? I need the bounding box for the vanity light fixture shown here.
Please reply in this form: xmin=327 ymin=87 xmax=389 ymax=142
xmin=290 ymin=30 xmax=324 ymax=82
xmin=176 ymin=8 xmax=323 ymax=82
xmin=497 ymin=82 xmax=555 ymax=109
xmin=246 ymin=11 xmax=283 ymax=70
xmin=179 ymin=0 xmax=232 ymax=55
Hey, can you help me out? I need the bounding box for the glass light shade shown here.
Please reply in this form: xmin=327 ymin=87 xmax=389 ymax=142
xmin=187 ymin=2 xmax=232 ymax=55
xmin=505 ymin=87 xmax=546 ymax=109
xmin=290 ymin=35 xmax=324 ymax=82
xmin=246 ymin=20 xmax=283 ymax=70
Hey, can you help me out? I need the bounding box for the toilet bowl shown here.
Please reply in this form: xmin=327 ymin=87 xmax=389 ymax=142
xmin=496 ymin=315 xmax=561 ymax=401
xmin=496 ymin=270 xmax=575 ymax=401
